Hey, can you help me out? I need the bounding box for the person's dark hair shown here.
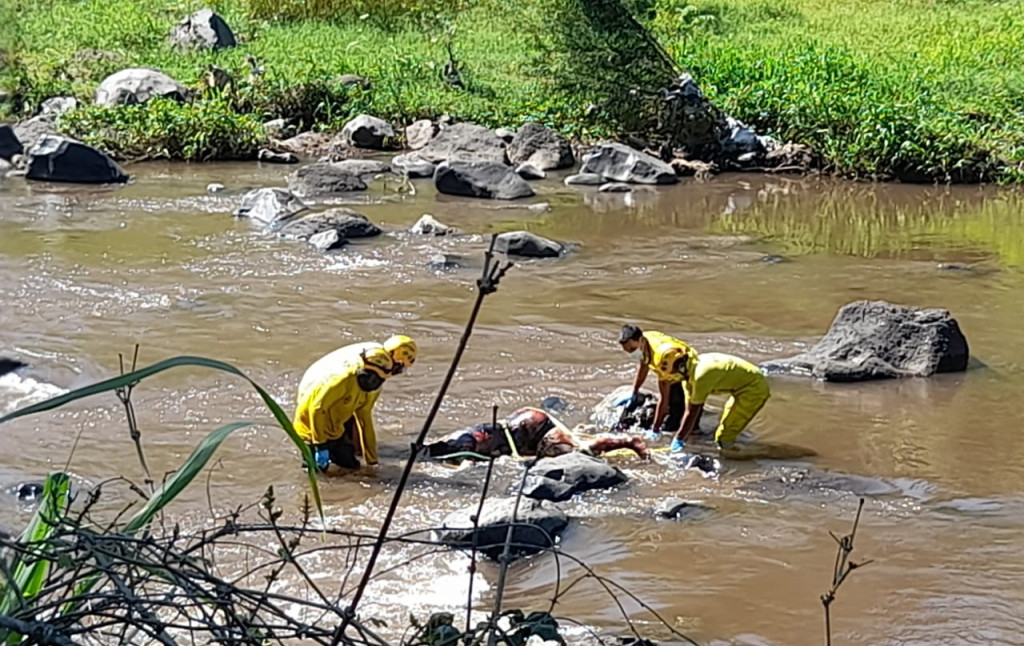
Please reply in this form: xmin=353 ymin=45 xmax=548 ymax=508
xmin=618 ymin=324 xmax=643 ymax=344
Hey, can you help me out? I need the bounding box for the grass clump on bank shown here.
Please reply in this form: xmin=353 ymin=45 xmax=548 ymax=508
xmin=649 ymin=0 xmax=1024 ymax=182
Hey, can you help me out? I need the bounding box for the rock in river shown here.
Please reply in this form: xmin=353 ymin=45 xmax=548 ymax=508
xmin=0 ymin=125 xmax=22 ymax=162
xmin=522 ymin=452 xmax=628 ymax=502
xmin=94 ymin=68 xmax=190 ymax=107
xmin=418 ymin=122 xmax=508 ymax=164
xmin=341 ymin=114 xmax=395 ymax=150
xmin=564 ymin=173 xmax=604 ymax=187
xmin=410 ymin=214 xmax=454 ymax=236
xmin=515 ymin=163 xmax=546 ymax=180
xmin=26 ymin=136 xmax=129 ymax=184
xmin=434 ymin=160 xmax=534 ymax=200
xmin=277 ymin=208 xmax=382 ymax=247
xmin=234 ymin=188 xmax=308 ymax=226
xmin=169 ymin=9 xmax=236 ymax=50
xmin=496 ymin=231 xmax=563 ymax=258
xmin=507 ymin=122 xmax=575 ymax=171
xmin=332 ymin=159 xmax=392 ymax=177
xmin=288 ymin=163 xmax=367 ymax=197
xmin=581 ymin=142 xmax=678 ymax=185
xmin=0 ymin=357 xmax=27 ymax=378
xmin=760 ymin=300 xmax=970 ymax=381
xmin=392 ymin=153 xmax=435 ymax=178
xmin=435 ymin=497 xmax=568 ymax=559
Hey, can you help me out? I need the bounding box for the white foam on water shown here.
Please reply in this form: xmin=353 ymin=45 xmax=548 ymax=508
xmin=0 ymin=373 xmax=67 ymax=415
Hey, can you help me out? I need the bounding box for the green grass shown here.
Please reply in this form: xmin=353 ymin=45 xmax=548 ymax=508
xmin=3 ymin=0 xmax=1024 ymax=180
xmin=650 ymin=0 xmax=1024 ymax=182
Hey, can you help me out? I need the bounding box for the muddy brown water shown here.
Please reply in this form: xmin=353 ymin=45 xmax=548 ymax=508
xmin=2 ymin=161 xmax=1024 ymax=645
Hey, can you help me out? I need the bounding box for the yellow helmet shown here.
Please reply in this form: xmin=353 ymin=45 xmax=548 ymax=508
xmin=360 ymin=346 xmax=395 ymax=379
xmin=656 ymin=342 xmax=690 ymax=376
xmin=383 ymin=334 xmax=418 ymax=369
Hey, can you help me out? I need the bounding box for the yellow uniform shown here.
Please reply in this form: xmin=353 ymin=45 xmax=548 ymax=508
xmin=293 ymin=363 xmax=383 ymax=465
xmin=644 ymin=331 xmax=696 ymax=384
xmin=296 ymin=342 xmax=381 ymax=407
xmin=683 ymin=352 xmax=770 ymax=446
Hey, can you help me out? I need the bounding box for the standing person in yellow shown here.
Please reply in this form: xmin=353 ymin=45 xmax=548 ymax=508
xmin=655 ymin=344 xmax=771 ymax=455
xmin=293 ymin=346 xmax=396 ymax=472
xmin=618 ymin=324 xmax=698 ymax=437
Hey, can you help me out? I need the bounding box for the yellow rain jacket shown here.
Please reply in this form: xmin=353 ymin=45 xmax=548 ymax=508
xmin=645 ymin=331 xmax=696 ymax=384
xmin=293 ymin=364 xmax=383 ymax=465
xmin=682 ymin=352 xmax=770 ymax=445
xmin=296 ymin=342 xmax=382 ymax=407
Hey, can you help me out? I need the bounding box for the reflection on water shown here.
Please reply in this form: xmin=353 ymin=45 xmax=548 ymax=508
xmin=2 ymin=164 xmax=1024 ymax=645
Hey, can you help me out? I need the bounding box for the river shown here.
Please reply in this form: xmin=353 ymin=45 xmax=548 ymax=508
xmin=2 ymin=162 xmax=1023 ymax=646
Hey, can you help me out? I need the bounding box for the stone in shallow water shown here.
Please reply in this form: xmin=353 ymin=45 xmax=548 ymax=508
xmin=522 ymin=452 xmax=628 ymax=502
xmin=435 ymin=497 xmax=568 ymax=560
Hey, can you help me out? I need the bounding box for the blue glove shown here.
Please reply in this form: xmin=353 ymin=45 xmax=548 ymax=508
xmin=670 ymin=438 xmax=686 ymax=453
xmin=314 ymin=446 xmax=330 ymax=471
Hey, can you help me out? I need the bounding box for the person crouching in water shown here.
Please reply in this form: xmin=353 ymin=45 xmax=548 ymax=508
xmin=425 ymin=407 xmax=651 ymax=461
xmin=655 ymin=343 xmax=771 ymax=456
xmin=293 ymin=347 xmax=396 ymax=472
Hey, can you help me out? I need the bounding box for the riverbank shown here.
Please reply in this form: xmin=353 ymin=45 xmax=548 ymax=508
xmin=2 ymin=0 xmax=1023 ymax=182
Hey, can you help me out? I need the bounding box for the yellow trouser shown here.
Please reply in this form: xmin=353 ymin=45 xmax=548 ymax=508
xmin=713 ymin=381 xmax=770 ymax=447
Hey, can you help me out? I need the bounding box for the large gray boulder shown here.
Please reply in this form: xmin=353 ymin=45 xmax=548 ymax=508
xmin=287 ymin=163 xmax=367 ymax=197
xmin=434 ymin=160 xmax=534 ymax=200
xmin=0 ymin=125 xmax=22 ymax=161
xmin=26 ymin=136 xmax=129 ymax=184
xmin=233 ymin=188 xmax=308 ymax=226
xmin=522 ymin=453 xmax=628 ymax=502
xmin=341 ymin=114 xmax=395 ymax=150
xmin=507 ymin=122 xmax=575 ymax=171
xmin=581 ymin=142 xmax=678 ymax=185
xmin=277 ymin=208 xmax=381 ymax=251
xmin=331 ymin=159 xmax=391 ymax=177
xmin=435 ymin=497 xmax=568 ymax=559
xmin=760 ymin=300 xmax=970 ymax=382
xmin=94 ymin=68 xmax=189 ymax=107
xmin=392 ymin=153 xmax=435 ymax=178
xmin=170 ymin=9 xmax=236 ymax=50
xmin=418 ymin=122 xmax=508 ymax=164
xmin=497 ymin=231 xmax=564 ymax=258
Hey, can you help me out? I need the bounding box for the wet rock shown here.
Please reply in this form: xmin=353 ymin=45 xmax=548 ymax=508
xmin=494 ymin=127 xmax=516 ymax=143
xmin=287 ymin=163 xmax=366 ymax=197
xmin=937 ymin=263 xmax=973 ymax=272
xmin=405 ymin=119 xmax=437 ymax=150
xmin=434 ymin=160 xmax=534 ymax=200
xmin=760 ymin=254 xmax=787 ymax=265
xmin=13 ymin=115 xmax=58 ymax=152
xmin=497 ymin=231 xmax=563 ymax=258
xmin=11 ymin=482 xmax=44 ymax=503
xmin=392 ymin=153 xmax=435 ymax=178
xmin=170 ymin=8 xmax=236 ymax=50
xmin=0 ymin=125 xmax=22 ymax=161
xmin=540 ymin=396 xmax=570 ymax=413
xmin=308 ymin=229 xmax=347 ymax=252
xmin=39 ymin=96 xmax=79 ymax=117
xmin=435 ymin=497 xmax=568 ymax=559
xmin=272 ymin=132 xmax=341 ymax=159
xmin=655 ymin=497 xmax=714 ymax=520
xmin=341 ymin=114 xmax=395 ymax=150
xmin=589 ymin=386 xmax=657 ymax=431
xmin=671 ymin=158 xmax=718 ymax=179
xmin=760 ymin=300 xmax=970 ymax=381
xmin=522 ymin=453 xmax=628 ymax=502
xmin=206 ymin=182 xmax=225 ymax=193
xmin=515 ymin=163 xmax=546 ymax=180
xmin=95 ymin=68 xmax=190 ymax=107
xmin=410 ymin=214 xmax=454 ymax=236
xmin=599 ymin=182 xmax=632 ymax=193
xmin=26 ymin=135 xmax=129 ymax=184
xmin=332 ymin=159 xmax=391 ymax=177
xmin=508 ymin=122 xmax=575 ymax=171
xmin=418 ymin=122 xmax=508 ymax=164
xmin=764 ymin=142 xmax=818 ymax=172
xmin=257 ymin=149 xmax=299 ymax=164
xmin=737 ymin=467 xmax=899 ymax=501
xmin=0 ymin=158 xmax=10 ymax=173
xmin=0 ymin=357 xmax=27 ymax=378
xmin=581 ymin=142 xmax=678 ymax=185
xmin=564 ymin=172 xmax=604 ymax=186
xmin=234 ymin=187 xmax=308 ymax=226
xmin=427 ymin=252 xmax=462 ymax=271
xmin=277 ymin=208 xmax=381 ymax=243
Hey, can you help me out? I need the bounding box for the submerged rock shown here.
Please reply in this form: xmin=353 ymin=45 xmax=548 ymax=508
xmin=341 ymin=114 xmax=395 ymax=150
xmin=332 ymin=159 xmax=391 ymax=177
xmin=170 ymin=9 xmax=236 ymax=50
xmin=427 ymin=252 xmax=462 ymax=271
xmin=10 ymin=482 xmax=44 ymax=503
xmin=0 ymin=125 xmax=22 ymax=162
xmin=94 ymin=68 xmax=189 ymax=107
xmin=418 ymin=122 xmax=508 ymax=164
xmin=760 ymin=300 xmax=970 ymax=381
xmin=522 ymin=452 xmax=628 ymax=502
xmin=287 ymin=163 xmax=367 ymax=197
xmin=277 ymin=208 xmax=381 ymax=244
xmin=436 ymin=497 xmax=568 ymax=559
xmin=737 ymin=466 xmax=900 ymax=501
xmin=507 ymin=122 xmax=575 ymax=171
xmin=434 ymin=160 xmax=534 ymax=200
xmin=234 ymin=188 xmax=308 ymax=226
xmin=599 ymin=182 xmax=632 ymax=193
xmin=655 ymin=497 xmax=714 ymax=520
xmin=515 ymin=163 xmax=546 ymax=180
xmin=206 ymin=182 xmax=225 ymax=193
xmin=581 ymin=142 xmax=678 ymax=185
xmin=26 ymin=136 xmax=129 ymax=184
xmin=496 ymin=231 xmax=563 ymax=258
xmin=0 ymin=357 xmax=27 ymax=378
xmin=410 ymin=214 xmax=454 ymax=236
